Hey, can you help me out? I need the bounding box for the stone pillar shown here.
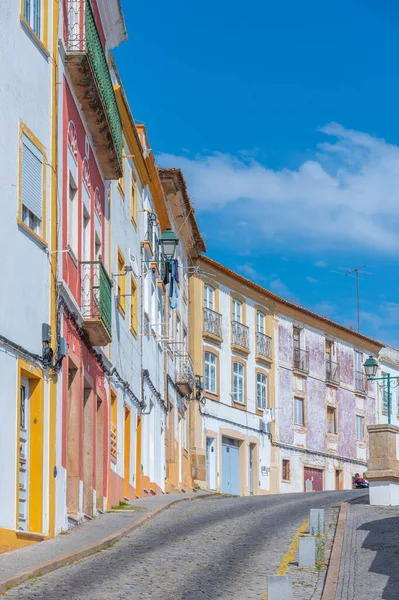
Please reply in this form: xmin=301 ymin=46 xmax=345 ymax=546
xmin=365 ymin=424 xmax=399 ymax=506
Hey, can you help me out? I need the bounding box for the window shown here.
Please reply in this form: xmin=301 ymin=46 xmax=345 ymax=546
xmin=282 ymin=459 xmax=290 ymax=481
xmin=356 ymin=415 xmax=364 ymax=441
xmin=256 ymin=311 xmax=266 ymax=334
xmin=205 ymin=352 xmax=217 ymax=394
xmin=20 ymin=130 xmax=45 ymax=238
xmin=294 ymin=397 xmax=305 ymax=426
xmin=130 ymin=277 xmax=137 ymax=335
xmin=23 ymin=0 xmax=41 ymax=37
xmin=118 ymin=143 xmax=125 ymax=197
xmin=117 ymin=250 xmax=126 ymax=315
xmin=131 ymin=171 xmax=137 ymax=226
xmin=233 ymin=362 xmax=244 ymax=403
xmin=325 ymin=339 xmax=333 ymax=358
xmin=257 ymin=372 xmax=267 ymax=410
xmin=204 ymin=284 xmax=214 ymax=310
xmin=382 ymin=372 xmax=389 ymax=413
xmin=293 ymin=327 xmax=301 ymax=351
xmin=232 ymin=299 xmax=242 ymax=323
xmin=68 ymin=173 xmax=78 ymax=256
xmin=327 ymin=406 xmax=337 ymax=434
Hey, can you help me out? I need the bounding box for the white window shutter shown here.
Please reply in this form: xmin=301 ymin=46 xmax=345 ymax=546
xmin=22 ymin=135 xmax=43 ymax=220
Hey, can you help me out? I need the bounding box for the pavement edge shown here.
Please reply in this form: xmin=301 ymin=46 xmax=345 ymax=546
xmin=321 ymin=501 xmax=349 ymax=600
xmin=0 ymin=494 xmax=213 ymax=594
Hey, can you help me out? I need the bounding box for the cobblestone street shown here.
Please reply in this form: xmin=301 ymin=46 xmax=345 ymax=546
xmin=5 ymin=491 xmax=360 ymax=600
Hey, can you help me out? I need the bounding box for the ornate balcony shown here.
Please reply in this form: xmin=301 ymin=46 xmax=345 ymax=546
xmin=81 ymin=261 xmax=112 ymax=346
xmin=326 ymin=359 xmax=340 ymax=385
xmin=203 ymin=307 xmax=223 ymax=341
xmin=232 ymin=321 xmax=250 ymax=352
xmin=256 ymin=332 xmax=272 ymax=361
xmin=293 ymin=348 xmax=309 ymax=373
xmin=65 ymin=0 xmax=122 ymax=179
xmin=355 ymin=370 xmax=368 ymax=394
xmin=176 ymin=353 xmax=195 ymax=396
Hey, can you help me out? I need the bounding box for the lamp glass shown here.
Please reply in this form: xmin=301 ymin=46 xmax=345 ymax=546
xmin=363 ymin=355 xmax=379 ymax=378
xmin=160 ymin=228 xmax=179 ymax=260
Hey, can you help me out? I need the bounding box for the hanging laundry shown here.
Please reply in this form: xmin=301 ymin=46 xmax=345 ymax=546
xmin=163 ymin=260 xmax=171 ymax=286
xmin=173 ymin=258 xmax=180 ymax=284
xmin=170 ymin=259 xmax=179 ymax=309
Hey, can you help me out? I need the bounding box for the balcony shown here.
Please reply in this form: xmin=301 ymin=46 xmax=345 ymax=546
xmin=65 ymin=0 xmax=122 ymax=179
xmin=203 ymin=308 xmax=223 ymax=341
xmin=81 ymin=261 xmax=113 ymax=346
xmin=326 ymin=360 xmax=340 ymax=385
xmin=232 ymin=321 xmax=250 ymax=352
xmin=175 ymin=353 xmax=195 ymax=396
xmin=355 ymin=370 xmax=368 ymax=394
xmin=293 ymin=348 xmax=309 ymax=373
xmin=256 ymin=332 xmax=272 ymax=361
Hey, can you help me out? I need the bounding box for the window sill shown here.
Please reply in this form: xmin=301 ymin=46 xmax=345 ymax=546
xmin=326 ymin=433 xmax=338 ymax=439
xmin=255 ymin=353 xmax=273 ymax=365
xmin=117 ymin=304 xmax=126 ymax=319
xmin=131 ymin=217 xmax=137 ymax=230
xmin=110 ymin=454 xmax=117 ymax=464
xmin=256 ymin=407 xmax=266 ymax=416
xmin=205 ymin=391 xmax=219 ymax=402
xmin=231 ymin=343 xmax=250 ymax=356
xmin=20 ymin=18 xmax=50 ymax=58
xmin=202 ymin=330 xmax=223 ymax=345
xmin=294 ymin=425 xmax=307 ymax=433
xmin=130 ymin=327 xmax=138 ymax=339
xmin=17 ymin=220 xmax=47 ymax=248
xmin=232 ymin=400 xmax=246 ymax=411
xmin=281 ymin=479 xmax=291 ymax=484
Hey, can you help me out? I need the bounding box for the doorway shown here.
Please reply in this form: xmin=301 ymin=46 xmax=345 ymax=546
xmin=96 ymin=397 xmax=104 ymax=511
xmin=222 ymin=437 xmax=240 ymax=495
xmin=304 ymin=467 xmax=324 ymax=492
xmin=124 ymin=408 xmax=131 ymax=499
xmin=135 ymin=416 xmax=142 ymax=497
xmin=83 ymin=382 xmax=93 ymax=516
xmin=206 ymin=437 xmax=216 ymax=490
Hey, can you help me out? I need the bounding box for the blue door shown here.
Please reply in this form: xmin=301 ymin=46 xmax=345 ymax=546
xmin=222 ymin=437 xmax=240 ymax=495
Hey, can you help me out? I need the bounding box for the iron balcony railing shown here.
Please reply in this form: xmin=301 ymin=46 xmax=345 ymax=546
xmin=232 ymin=320 xmax=250 ymax=351
xmin=355 ymin=370 xmax=368 ymax=393
xmin=81 ymin=261 xmax=112 ymax=336
xmin=203 ymin=307 xmax=223 ymax=339
xmin=326 ymin=359 xmax=340 ymax=384
xmin=293 ymin=347 xmax=309 ymax=372
xmin=65 ymin=0 xmax=122 ymax=173
xmin=176 ymin=353 xmax=196 ymax=393
xmin=256 ymin=331 xmax=272 ymax=360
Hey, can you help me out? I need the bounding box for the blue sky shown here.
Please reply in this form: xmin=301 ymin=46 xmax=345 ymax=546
xmin=116 ymin=0 xmax=399 ymax=345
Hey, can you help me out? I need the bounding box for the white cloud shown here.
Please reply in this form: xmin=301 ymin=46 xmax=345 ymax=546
xmin=315 ymin=261 xmax=327 ymax=268
xmin=306 ymin=276 xmax=318 ymax=284
xmin=157 ymin=123 xmax=399 ymax=253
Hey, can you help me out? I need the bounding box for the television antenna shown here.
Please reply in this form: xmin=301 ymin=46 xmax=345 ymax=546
xmin=330 ymin=265 xmax=372 ymax=333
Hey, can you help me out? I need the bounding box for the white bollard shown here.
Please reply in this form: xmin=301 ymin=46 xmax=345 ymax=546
xmin=298 ymin=536 xmax=316 ymax=567
xmin=268 ymin=575 xmax=293 ymax=600
xmin=310 ymin=508 xmax=325 ymax=535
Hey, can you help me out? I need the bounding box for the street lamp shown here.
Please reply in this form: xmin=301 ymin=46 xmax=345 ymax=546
xmin=159 ymin=228 xmax=179 ymax=261
xmin=363 ymin=356 xmax=399 ymax=425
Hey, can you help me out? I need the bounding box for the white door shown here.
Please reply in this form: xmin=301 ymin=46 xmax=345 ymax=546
xmin=19 ymin=377 xmax=30 ymax=530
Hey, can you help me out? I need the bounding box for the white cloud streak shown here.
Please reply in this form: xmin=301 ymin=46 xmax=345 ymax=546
xmin=157 ymin=123 xmax=399 ymax=253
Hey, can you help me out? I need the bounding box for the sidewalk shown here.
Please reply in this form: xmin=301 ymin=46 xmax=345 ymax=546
xmin=336 ymin=495 xmax=399 ymax=600
xmin=0 ymin=491 xmax=209 ymax=593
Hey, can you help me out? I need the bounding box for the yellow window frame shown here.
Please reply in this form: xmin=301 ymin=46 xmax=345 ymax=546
xmin=20 ymin=0 xmax=50 ymax=53
xmin=18 ymin=121 xmax=47 ymax=246
xmin=117 ymin=248 xmax=126 ymax=317
xmin=130 ymin=276 xmax=137 ymax=336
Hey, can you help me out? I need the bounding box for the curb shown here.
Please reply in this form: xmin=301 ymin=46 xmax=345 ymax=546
xmin=321 ymin=502 xmax=349 ymax=600
xmin=0 ymin=493 xmax=213 ymax=593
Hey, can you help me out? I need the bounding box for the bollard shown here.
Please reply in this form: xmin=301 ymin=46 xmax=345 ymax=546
xmin=298 ymin=536 xmax=316 ymax=567
xmin=268 ymin=575 xmax=293 ymax=600
xmin=310 ymin=508 xmax=325 ymax=535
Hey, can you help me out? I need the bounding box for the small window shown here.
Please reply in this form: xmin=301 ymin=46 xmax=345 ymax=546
xmin=204 ymin=284 xmax=215 ymax=310
xmin=21 ymin=132 xmax=44 ymax=237
xmin=257 ymin=372 xmax=267 ymax=410
xmin=117 ymin=250 xmax=126 ymax=315
xmin=327 ymin=406 xmax=337 ymax=434
xmin=233 ymin=362 xmax=245 ymax=403
xmin=204 ymin=352 xmax=217 ymax=394
xmin=294 ymin=397 xmax=305 ymax=426
xmin=131 ymin=171 xmax=137 ymax=226
xmin=381 ymin=372 xmax=389 ymax=413
xmin=293 ymin=326 xmax=301 ymax=350
xmin=130 ymin=277 xmax=137 ymax=334
xmin=282 ymin=459 xmax=290 ymax=481
xmin=23 ymin=0 xmax=41 ymax=38
xmin=232 ymin=299 xmax=242 ymax=323
xmin=356 ymin=415 xmax=364 ymax=441
xmin=256 ymin=311 xmax=266 ymax=334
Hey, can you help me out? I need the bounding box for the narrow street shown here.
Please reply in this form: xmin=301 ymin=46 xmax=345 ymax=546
xmin=6 ymin=491 xmax=362 ymax=600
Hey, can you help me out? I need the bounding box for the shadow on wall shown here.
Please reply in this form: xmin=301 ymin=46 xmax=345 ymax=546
xmin=359 ymin=515 xmax=399 ymax=599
